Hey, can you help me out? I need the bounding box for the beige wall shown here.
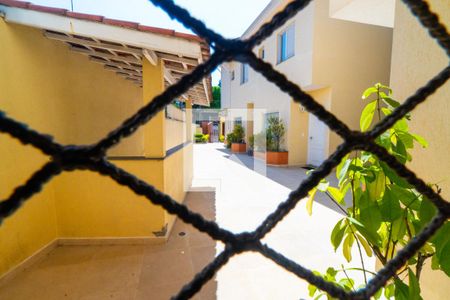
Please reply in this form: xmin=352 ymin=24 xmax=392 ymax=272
xmin=390 ymin=0 xmax=449 ymax=298
xmin=312 ymin=0 xmax=393 ymax=154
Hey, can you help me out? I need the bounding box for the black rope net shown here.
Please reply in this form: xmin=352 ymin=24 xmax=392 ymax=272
xmin=0 ymin=0 xmax=449 ymax=299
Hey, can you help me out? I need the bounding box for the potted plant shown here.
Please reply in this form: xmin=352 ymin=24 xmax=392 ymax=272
xmin=247 ymin=135 xmax=254 ymax=156
xmin=266 ymin=117 xmax=288 ymax=165
xmin=254 ymin=117 xmax=288 ymax=165
xmin=231 ymin=124 xmax=246 ymax=153
xmin=225 ymin=132 xmax=235 ymax=149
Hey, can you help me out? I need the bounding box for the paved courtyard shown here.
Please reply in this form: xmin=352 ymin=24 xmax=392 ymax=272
xmin=0 ymin=143 xmax=374 ymax=299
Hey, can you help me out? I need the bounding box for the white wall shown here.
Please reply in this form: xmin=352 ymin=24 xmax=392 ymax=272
xmin=221 ymin=2 xmax=315 ymax=141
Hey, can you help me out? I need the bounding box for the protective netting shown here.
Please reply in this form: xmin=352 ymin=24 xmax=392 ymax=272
xmin=0 ymin=0 xmax=449 ymax=299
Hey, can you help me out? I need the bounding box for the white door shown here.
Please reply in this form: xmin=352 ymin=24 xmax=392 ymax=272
xmin=307 ymin=113 xmax=328 ymax=166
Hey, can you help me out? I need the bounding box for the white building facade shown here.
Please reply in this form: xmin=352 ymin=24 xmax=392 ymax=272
xmin=221 ymin=0 xmax=393 ymax=166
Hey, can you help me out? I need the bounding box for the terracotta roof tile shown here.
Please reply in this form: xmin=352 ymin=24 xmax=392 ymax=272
xmin=0 ymin=0 xmax=29 ymax=8
xmin=103 ymin=18 xmax=139 ymax=30
xmin=28 ymin=4 xmax=67 ymax=15
xmin=138 ymin=25 xmax=175 ymax=36
xmin=66 ymin=11 xmax=104 ymax=22
xmin=0 ymin=0 xmax=205 ymax=43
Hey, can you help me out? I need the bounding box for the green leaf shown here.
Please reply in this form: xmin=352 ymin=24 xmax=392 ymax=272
xmin=390 ymin=185 xmax=420 ymax=210
xmin=417 ymin=198 xmax=437 ymax=231
xmin=362 ymin=87 xmax=378 ymax=99
xmin=379 ymin=186 xmax=403 ymax=222
xmin=360 ymin=100 xmax=377 ymax=131
xmin=343 ymin=233 xmax=354 ymax=262
xmin=331 ymin=219 xmax=347 ymax=251
xmin=306 ymin=188 xmax=317 ymax=216
xmin=382 ymin=96 xmax=400 ymax=108
xmin=393 ymin=118 xmax=408 ymax=132
xmin=431 ymin=222 xmax=450 ymax=275
xmin=359 ymin=193 xmax=382 ymax=234
xmin=366 ymin=169 xmax=385 ymax=201
xmin=394 ymin=279 xmax=410 ymax=300
xmin=384 ymin=283 xmax=395 ymax=298
xmin=356 ymin=233 xmax=373 ymax=257
xmin=438 ymin=241 xmax=450 ymax=276
xmin=308 ymin=283 xmax=318 ymax=297
xmin=408 ymin=268 xmax=423 ymax=300
xmin=380 ymin=162 xmax=410 ymax=188
xmin=337 ymin=158 xmax=351 ymax=185
xmin=397 ymin=131 xmax=414 ymax=149
xmin=328 ymin=187 xmax=345 ymax=205
xmin=392 ymin=217 xmax=407 ymax=242
xmin=412 ymin=133 xmax=428 ymax=148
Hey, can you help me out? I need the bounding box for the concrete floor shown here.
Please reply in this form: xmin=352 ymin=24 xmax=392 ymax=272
xmin=0 ymin=143 xmax=375 ymax=299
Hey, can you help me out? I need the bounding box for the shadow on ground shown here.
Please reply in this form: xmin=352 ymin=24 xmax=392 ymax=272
xmin=216 ymin=147 xmax=349 ymax=215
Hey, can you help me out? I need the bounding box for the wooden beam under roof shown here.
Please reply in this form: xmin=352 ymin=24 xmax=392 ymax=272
xmin=143 ymin=49 xmax=158 ymax=66
xmin=157 ymin=52 xmax=198 ymax=66
xmin=45 ymin=31 xmax=143 ymax=56
xmin=69 ymin=46 xmax=142 ymax=64
xmin=91 ymin=57 xmax=142 ymax=73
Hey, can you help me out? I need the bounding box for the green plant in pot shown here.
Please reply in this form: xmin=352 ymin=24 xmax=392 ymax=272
xmin=265 ymin=117 xmax=288 ymax=165
xmin=231 ymin=124 xmax=246 ymax=153
xmin=225 ymin=132 xmax=235 ymax=149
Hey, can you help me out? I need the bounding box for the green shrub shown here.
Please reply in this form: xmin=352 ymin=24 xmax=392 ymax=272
xmin=232 ymin=124 xmax=245 ymax=144
xmin=225 ymin=132 xmax=235 ymax=148
xmin=194 ymin=133 xmax=203 ymax=138
xmin=266 ymin=117 xmax=285 ymax=152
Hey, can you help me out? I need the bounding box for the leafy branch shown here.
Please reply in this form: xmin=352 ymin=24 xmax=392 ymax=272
xmin=306 ymin=84 xmax=449 ymax=299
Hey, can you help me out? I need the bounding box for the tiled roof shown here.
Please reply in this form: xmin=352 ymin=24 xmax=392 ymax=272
xmin=0 ymin=0 xmax=204 ymax=43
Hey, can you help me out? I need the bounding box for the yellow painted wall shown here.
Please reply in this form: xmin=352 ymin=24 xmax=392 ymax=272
xmin=143 ymin=58 xmax=166 ymax=158
xmin=53 ymin=160 xmax=165 ymax=237
xmin=164 ymin=143 xmax=193 ymax=232
xmin=389 ymin=0 xmax=449 ymax=298
xmin=289 ymin=88 xmax=332 ymax=165
xmin=312 ymin=0 xmax=393 ymax=154
xmin=166 ymin=119 xmax=186 ymax=150
xmin=288 ymin=100 xmax=309 ymax=165
xmin=0 ymin=20 xmax=192 ymax=275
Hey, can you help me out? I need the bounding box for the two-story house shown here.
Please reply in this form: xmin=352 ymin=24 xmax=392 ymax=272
xmin=221 ymin=0 xmax=392 ymax=166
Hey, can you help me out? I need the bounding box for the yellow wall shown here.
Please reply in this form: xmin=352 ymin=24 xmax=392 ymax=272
xmin=288 ymin=100 xmax=309 ymax=165
xmin=53 ymin=160 xmax=165 ymax=237
xmin=289 ymin=88 xmax=332 ymax=165
xmin=166 ymin=118 xmax=186 ymax=150
xmin=312 ymin=0 xmax=393 ymax=153
xmin=0 ymin=20 xmax=192 ymax=275
xmin=389 ymin=0 xmax=449 ymax=298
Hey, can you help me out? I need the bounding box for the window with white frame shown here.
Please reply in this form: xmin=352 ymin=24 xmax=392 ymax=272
xmin=278 ymin=23 xmax=295 ymax=63
xmin=240 ymin=63 xmax=249 ymax=84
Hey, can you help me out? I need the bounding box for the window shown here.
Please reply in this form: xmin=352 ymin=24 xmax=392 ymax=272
xmin=264 ymin=112 xmax=279 ymax=129
xmin=234 ymin=117 xmax=242 ymax=126
xmin=278 ymin=23 xmax=295 ymax=63
xmin=240 ymin=64 xmax=249 ymax=84
xmin=231 ymin=70 xmax=235 ymax=81
xmin=258 ymin=47 xmax=265 ymax=59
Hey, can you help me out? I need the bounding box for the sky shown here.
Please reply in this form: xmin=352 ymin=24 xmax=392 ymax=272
xmin=23 ymin=0 xmax=272 ymax=85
